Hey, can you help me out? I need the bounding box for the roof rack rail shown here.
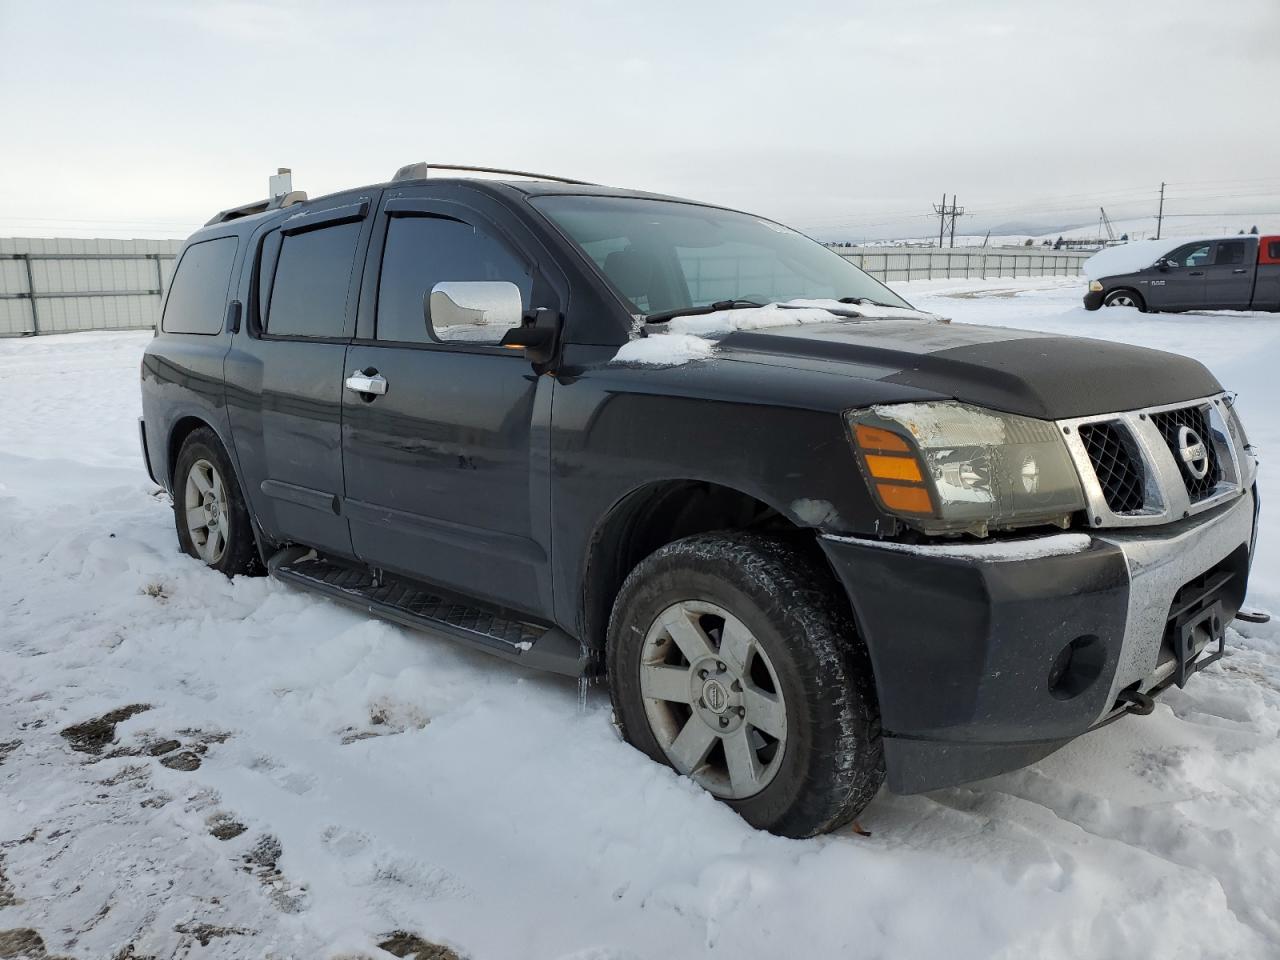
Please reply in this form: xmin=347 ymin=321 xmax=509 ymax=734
xmin=206 ymin=169 xmax=307 ymax=226
xmin=205 ymin=190 xmax=307 ymax=226
xmin=391 ymin=162 xmax=593 ymax=186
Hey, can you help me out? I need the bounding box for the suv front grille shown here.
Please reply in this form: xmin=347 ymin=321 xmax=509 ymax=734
xmin=1149 ymin=405 xmax=1221 ymax=501
xmin=1078 ymin=422 xmax=1145 ymax=514
xmin=1058 ymin=394 xmax=1246 ymax=528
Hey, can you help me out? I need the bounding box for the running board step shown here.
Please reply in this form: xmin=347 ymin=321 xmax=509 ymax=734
xmin=268 ymin=548 xmax=589 ymax=677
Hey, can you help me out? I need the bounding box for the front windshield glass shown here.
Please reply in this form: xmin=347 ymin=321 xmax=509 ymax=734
xmin=530 ymin=195 xmax=911 ymax=316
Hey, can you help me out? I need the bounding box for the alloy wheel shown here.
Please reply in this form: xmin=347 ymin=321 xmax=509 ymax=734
xmin=639 ymin=599 xmax=788 ymax=799
xmin=183 ymin=458 xmax=229 ymax=564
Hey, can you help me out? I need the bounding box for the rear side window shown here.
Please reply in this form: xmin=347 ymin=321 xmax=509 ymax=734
xmin=375 ymin=215 xmax=532 ymax=344
xmin=1214 ymin=241 xmax=1245 ymax=266
xmin=265 ymin=221 xmax=361 ymax=338
xmin=1269 ymin=240 xmax=1280 ymax=261
xmin=162 ymin=237 xmax=238 ymax=335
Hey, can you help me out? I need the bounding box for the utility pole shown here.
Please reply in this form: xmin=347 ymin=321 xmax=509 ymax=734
xmin=1156 ymin=181 xmax=1165 ymax=240
xmin=933 ymin=194 xmax=966 ymax=248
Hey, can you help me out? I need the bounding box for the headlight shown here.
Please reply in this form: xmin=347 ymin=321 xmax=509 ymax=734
xmin=1089 ymin=280 xmax=1103 ymax=292
xmin=847 ymin=402 xmax=1086 ymax=536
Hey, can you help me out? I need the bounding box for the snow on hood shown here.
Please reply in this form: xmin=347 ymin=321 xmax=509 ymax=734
xmin=610 ymin=299 xmax=944 ymax=366
xmin=611 ymin=334 xmax=716 ymax=366
xmin=1084 ymin=237 xmax=1238 ymax=280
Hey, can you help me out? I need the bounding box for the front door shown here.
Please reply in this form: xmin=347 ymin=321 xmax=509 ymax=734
xmin=1202 ymin=238 xmax=1256 ymax=310
xmin=1145 ymin=240 xmax=1211 ymax=310
xmin=225 ymin=196 xmax=374 ymax=558
xmin=340 ymin=188 xmax=562 ymax=618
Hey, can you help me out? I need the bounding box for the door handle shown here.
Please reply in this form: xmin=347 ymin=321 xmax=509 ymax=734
xmin=1233 ymin=268 xmax=1247 ymax=274
xmin=1189 ymin=271 xmax=1205 ymax=276
xmin=345 ymin=370 xmax=388 ymax=396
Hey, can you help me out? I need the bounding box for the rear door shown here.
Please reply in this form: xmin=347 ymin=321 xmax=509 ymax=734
xmin=224 ymin=196 xmax=376 ymax=558
xmin=1146 ymin=240 xmax=1212 ymax=310
xmin=340 ymin=186 xmax=563 ymax=618
xmin=1202 ymin=238 xmax=1256 ymax=310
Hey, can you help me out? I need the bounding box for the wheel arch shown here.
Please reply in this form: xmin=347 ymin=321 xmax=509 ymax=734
xmin=1104 ymin=286 xmax=1146 ymax=309
xmin=166 ymin=415 xmax=220 ymax=489
xmin=580 ymin=478 xmax=827 ymax=657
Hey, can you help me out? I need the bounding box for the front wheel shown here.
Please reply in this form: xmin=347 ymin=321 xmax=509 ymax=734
xmin=172 ymin=427 xmax=260 ymax=576
xmin=1103 ymin=288 xmax=1146 ymax=311
xmin=606 ymin=533 xmax=883 ymax=837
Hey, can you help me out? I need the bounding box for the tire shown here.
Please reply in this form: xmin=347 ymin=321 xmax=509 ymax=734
xmin=606 ymin=532 xmax=883 ymax=837
xmin=172 ymin=427 xmax=260 ymax=577
xmin=1103 ymin=288 xmax=1146 ymax=311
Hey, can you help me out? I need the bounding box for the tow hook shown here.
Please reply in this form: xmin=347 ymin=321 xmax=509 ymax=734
xmin=1235 ymin=609 xmax=1271 ymax=624
xmin=1116 ymin=688 xmax=1156 ymax=716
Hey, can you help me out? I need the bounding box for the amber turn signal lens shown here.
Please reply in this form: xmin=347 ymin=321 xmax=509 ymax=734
xmin=876 ymin=482 xmax=933 ymax=514
xmin=854 ymin=424 xmax=911 ymax=453
xmin=864 ymin=454 xmax=923 ymax=482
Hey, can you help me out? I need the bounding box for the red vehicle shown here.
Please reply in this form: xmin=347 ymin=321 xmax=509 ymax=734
xmin=1084 ymin=235 xmax=1280 ymax=312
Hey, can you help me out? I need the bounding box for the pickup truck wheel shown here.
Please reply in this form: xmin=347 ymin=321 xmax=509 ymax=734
xmin=1103 ymin=288 xmax=1146 ymax=311
xmin=173 ymin=428 xmax=259 ymax=577
xmin=606 ymin=532 xmax=883 ymax=837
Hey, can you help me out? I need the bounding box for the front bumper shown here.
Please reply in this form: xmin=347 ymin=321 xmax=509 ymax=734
xmin=820 ymin=487 xmax=1257 ymax=793
xmin=1083 ymin=289 xmax=1104 ymax=310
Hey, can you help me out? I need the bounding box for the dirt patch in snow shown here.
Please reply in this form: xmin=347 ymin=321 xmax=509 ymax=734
xmin=0 ymin=857 xmax=14 ymax=907
xmin=59 ymin=704 xmax=151 ymax=755
xmin=0 ymin=928 xmax=72 ymax=959
xmin=207 ymin=813 xmax=248 ymax=842
xmin=377 ymin=930 xmax=464 ymax=959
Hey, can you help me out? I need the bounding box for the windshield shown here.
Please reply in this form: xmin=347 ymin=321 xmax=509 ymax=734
xmin=531 ymin=195 xmax=911 ymax=316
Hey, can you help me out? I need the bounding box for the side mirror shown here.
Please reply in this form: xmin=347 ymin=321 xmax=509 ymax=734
xmin=500 ymin=306 xmax=563 ymax=368
xmin=426 ymin=281 xmax=523 ymax=343
xmin=1155 ymin=257 xmax=1174 ymax=271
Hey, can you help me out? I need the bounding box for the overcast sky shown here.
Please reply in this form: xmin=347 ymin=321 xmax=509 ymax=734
xmin=2 ymin=0 xmax=1277 ymax=241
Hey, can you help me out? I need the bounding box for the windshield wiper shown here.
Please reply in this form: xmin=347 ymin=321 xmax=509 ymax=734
xmin=837 ymin=296 xmax=905 ymax=310
xmin=644 ymin=299 xmax=765 ymax=324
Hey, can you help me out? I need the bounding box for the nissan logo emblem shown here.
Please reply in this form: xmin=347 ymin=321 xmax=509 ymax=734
xmin=1177 ymin=425 xmax=1210 ymax=480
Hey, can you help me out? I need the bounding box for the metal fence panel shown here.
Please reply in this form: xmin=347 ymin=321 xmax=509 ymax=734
xmin=2 ymin=237 xmax=1092 ymax=337
xmin=835 ymin=246 xmax=1090 ymax=282
xmin=0 ymin=237 xmax=181 ymax=336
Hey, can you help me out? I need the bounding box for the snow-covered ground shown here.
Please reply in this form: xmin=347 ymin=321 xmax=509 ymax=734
xmin=2 ymin=277 xmax=1279 ymax=959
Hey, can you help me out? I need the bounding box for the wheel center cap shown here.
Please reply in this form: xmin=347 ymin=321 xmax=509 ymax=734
xmin=702 ymin=678 xmax=729 ymax=714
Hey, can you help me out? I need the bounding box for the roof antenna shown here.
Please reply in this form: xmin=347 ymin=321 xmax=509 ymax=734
xmin=269 ymin=167 xmax=293 ymax=200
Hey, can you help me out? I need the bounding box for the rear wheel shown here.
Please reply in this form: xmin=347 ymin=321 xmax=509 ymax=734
xmin=1103 ymin=288 xmax=1146 ymax=311
xmin=173 ymin=428 xmax=259 ymax=577
xmin=607 ymin=532 xmax=883 ymax=837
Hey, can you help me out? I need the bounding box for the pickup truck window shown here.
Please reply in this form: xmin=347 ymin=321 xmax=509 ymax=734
xmin=375 ymin=215 xmax=532 ymax=344
xmin=532 ymin=195 xmax=909 ymax=316
xmin=265 ymin=221 xmax=361 ymax=338
xmin=162 ymin=237 xmax=238 ymax=335
xmin=1214 ymin=241 xmax=1246 ymax=266
xmin=1168 ymin=242 xmax=1212 ymax=268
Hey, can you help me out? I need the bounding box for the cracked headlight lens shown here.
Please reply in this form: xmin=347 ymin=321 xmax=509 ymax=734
xmin=847 ymin=401 xmax=1086 ymax=536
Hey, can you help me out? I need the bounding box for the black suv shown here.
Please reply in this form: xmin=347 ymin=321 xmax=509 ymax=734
xmin=141 ymin=164 xmax=1259 ymax=837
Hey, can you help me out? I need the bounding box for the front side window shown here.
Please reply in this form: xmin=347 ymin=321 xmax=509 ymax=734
xmin=1214 ymin=240 xmax=1245 ymax=266
xmin=162 ymin=236 xmax=238 ymax=335
xmin=264 ymin=221 xmax=361 ymax=338
xmin=1169 ymin=243 xmax=1212 ymax=268
xmin=375 ymin=215 xmax=532 ymax=344
xmin=531 ymin=195 xmax=910 ymax=316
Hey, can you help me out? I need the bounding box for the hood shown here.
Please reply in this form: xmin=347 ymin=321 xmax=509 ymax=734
xmin=715 ymin=318 xmax=1222 ymax=420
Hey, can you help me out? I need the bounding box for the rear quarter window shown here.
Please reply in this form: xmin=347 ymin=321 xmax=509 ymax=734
xmin=161 ymin=237 xmax=239 ymax=335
